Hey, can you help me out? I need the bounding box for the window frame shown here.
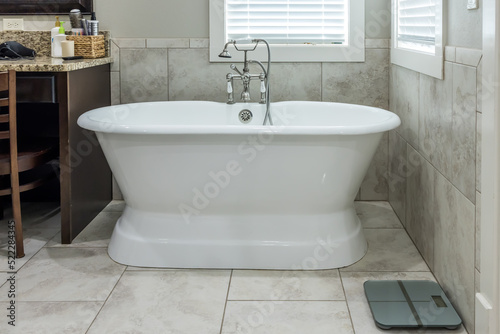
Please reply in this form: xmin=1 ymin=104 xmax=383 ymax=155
xmin=391 ymin=0 xmax=444 ymax=79
xmin=209 ymin=0 xmax=365 ymax=63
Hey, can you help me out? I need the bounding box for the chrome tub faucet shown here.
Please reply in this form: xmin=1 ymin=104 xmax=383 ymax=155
xmin=219 ymin=39 xmax=273 ymax=125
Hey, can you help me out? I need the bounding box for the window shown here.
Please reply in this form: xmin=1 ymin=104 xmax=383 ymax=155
xmin=391 ymin=0 xmax=444 ymax=79
xmin=209 ymin=0 xmax=365 ymax=62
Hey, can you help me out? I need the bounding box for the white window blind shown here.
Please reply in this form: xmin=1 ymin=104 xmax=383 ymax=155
xmin=397 ymin=0 xmax=436 ymax=54
xmin=225 ymin=0 xmax=348 ymax=45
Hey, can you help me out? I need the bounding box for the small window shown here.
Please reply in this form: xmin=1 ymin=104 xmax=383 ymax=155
xmin=391 ymin=0 xmax=444 ymax=79
xmin=210 ymin=0 xmax=365 ymax=62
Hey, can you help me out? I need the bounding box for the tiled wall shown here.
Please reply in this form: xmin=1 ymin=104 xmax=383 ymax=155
xmin=110 ymin=38 xmax=391 ymax=201
xmin=388 ymin=46 xmax=482 ymax=334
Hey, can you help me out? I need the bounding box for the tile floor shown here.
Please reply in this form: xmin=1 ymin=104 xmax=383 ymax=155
xmin=0 ymin=201 xmax=469 ymax=333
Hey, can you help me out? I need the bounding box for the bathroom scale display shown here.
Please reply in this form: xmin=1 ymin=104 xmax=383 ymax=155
xmin=364 ymin=280 xmax=462 ymax=330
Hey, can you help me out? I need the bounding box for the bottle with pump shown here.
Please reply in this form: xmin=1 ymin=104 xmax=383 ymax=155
xmin=52 ymin=21 xmax=67 ymax=58
xmin=50 ymin=16 xmax=61 ymax=57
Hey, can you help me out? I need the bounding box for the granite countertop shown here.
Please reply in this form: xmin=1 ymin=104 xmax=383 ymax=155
xmin=0 ymin=30 xmax=112 ymax=72
xmin=0 ymin=55 xmax=113 ymax=72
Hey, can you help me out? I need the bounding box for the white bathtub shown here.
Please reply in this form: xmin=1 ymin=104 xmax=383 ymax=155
xmin=78 ymin=101 xmax=400 ymax=269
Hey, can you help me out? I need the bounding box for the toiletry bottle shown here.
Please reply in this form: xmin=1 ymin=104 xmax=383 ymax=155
xmin=52 ymin=21 xmax=67 ymax=58
xmin=89 ymin=12 xmax=99 ymax=36
xmin=50 ymin=16 xmax=61 ymax=57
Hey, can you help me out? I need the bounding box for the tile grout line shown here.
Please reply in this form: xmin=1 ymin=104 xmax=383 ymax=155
xmin=84 ymin=266 xmax=128 ymax=334
xmin=219 ymin=269 xmax=233 ymax=334
xmin=339 ymin=270 xmax=357 ymax=334
xmin=9 ymin=228 xmax=61 ymax=274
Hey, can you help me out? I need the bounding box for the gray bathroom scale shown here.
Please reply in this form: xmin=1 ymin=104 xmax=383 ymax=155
xmin=364 ymin=280 xmax=462 ymax=330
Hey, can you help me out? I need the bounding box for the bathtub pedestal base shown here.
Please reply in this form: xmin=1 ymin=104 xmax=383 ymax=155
xmin=108 ymin=206 xmax=367 ymax=270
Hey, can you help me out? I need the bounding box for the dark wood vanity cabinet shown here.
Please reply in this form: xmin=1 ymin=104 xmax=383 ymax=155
xmin=18 ymin=65 xmax=112 ymax=243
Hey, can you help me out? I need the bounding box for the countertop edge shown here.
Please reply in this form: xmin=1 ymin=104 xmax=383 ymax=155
xmin=0 ymin=56 xmax=113 ymax=72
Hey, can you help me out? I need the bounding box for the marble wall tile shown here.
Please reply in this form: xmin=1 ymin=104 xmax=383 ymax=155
xmin=113 ymin=38 xmax=146 ymax=49
xmin=110 ymin=72 xmax=120 ymax=105
xmin=270 ymin=63 xmax=322 ymax=101
xmin=147 ymin=38 xmax=189 ymax=48
xmin=405 ymin=146 xmax=436 ymax=270
xmin=419 ymin=61 xmax=453 ymax=178
xmin=322 ymin=49 xmax=390 ymax=109
xmin=388 ymin=131 xmax=407 ymax=225
xmin=0 ymin=301 xmax=103 ymax=334
xmin=475 ymin=191 xmax=481 ymax=272
xmin=477 ymin=58 xmax=482 ymax=112
xmin=476 ymin=112 xmax=482 ymax=192
xmin=365 ymin=39 xmax=390 ymax=49
xmin=455 ymin=47 xmax=482 ymax=67
xmin=390 ymin=65 xmax=420 ymax=148
xmin=445 ymin=46 xmax=457 ymax=62
xmin=222 ymin=301 xmax=354 ymax=334
xmin=110 ymin=40 xmax=120 ymax=72
xmin=451 ymin=64 xmax=477 ymax=203
xmin=120 ymin=48 xmax=168 ymax=103
xmin=433 ymin=172 xmax=475 ymax=333
xmin=360 ymin=132 xmax=388 ymax=200
xmin=168 ymin=48 xmax=229 ymax=102
xmin=190 ymin=38 xmax=210 ymax=48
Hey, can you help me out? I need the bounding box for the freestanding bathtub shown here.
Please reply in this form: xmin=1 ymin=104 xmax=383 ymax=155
xmin=78 ymin=101 xmax=400 ymax=269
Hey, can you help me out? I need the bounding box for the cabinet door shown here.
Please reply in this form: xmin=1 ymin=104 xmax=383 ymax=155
xmin=58 ymin=65 xmax=112 ymax=243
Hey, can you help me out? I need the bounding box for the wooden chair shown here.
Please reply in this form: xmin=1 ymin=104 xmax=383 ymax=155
xmin=0 ymin=70 xmax=58 ymax=258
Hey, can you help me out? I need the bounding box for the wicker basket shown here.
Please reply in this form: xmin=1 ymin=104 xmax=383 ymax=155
xmin=66 ymin=35 xmax=105 ymax=59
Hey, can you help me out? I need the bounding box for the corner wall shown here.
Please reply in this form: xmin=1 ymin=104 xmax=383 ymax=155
xmin=389 ymin=47 xmax=481 ymax=334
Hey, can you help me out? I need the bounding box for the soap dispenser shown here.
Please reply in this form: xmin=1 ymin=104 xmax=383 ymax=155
xmin=50 ymin=16 xmax=61 ymax=57
xmin=52 ymin=21 xmax=66 ymax=58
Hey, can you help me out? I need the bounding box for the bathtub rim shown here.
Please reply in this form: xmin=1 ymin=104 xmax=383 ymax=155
xmin=78 ymin=100 xmax=401 ymax=135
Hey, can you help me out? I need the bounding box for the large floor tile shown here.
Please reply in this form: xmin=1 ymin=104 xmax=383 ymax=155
xmin=2 ymin=202 xmax=61 ymax=230
xmin=87 ymin=270 xmax=231 ymax=334
xmin=341 ymin=229 xmax=429 ymax=272
xmin=222 ymin=301 xmax=354 ymax=334
xmin=355 ymin=201 xmax=403 ymax=229
xmin=0 ymin=248 xmax=125 ymax=301
xmin=101 ymin=200 xmax=126 ymax=212
xmin=46 ymin=212 xmax=120 ymax=248
xmin=229 ymin=270 xmax=344 ymax=301
xmin=0 ymin=228 xmax=59 ymax=272
xmin=340 ymin=271 xmax=467 ymax=334
xmin=0 ymin=301 xmax=102 ymax=334
xmin=126 ymin=266 xmax=178 ymax=271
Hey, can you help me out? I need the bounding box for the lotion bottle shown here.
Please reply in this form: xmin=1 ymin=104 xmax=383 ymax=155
xmin=50 ymin=16 xmax=61 ymax=57
xmin=52 ymin=21 xmax=66 ymax=58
